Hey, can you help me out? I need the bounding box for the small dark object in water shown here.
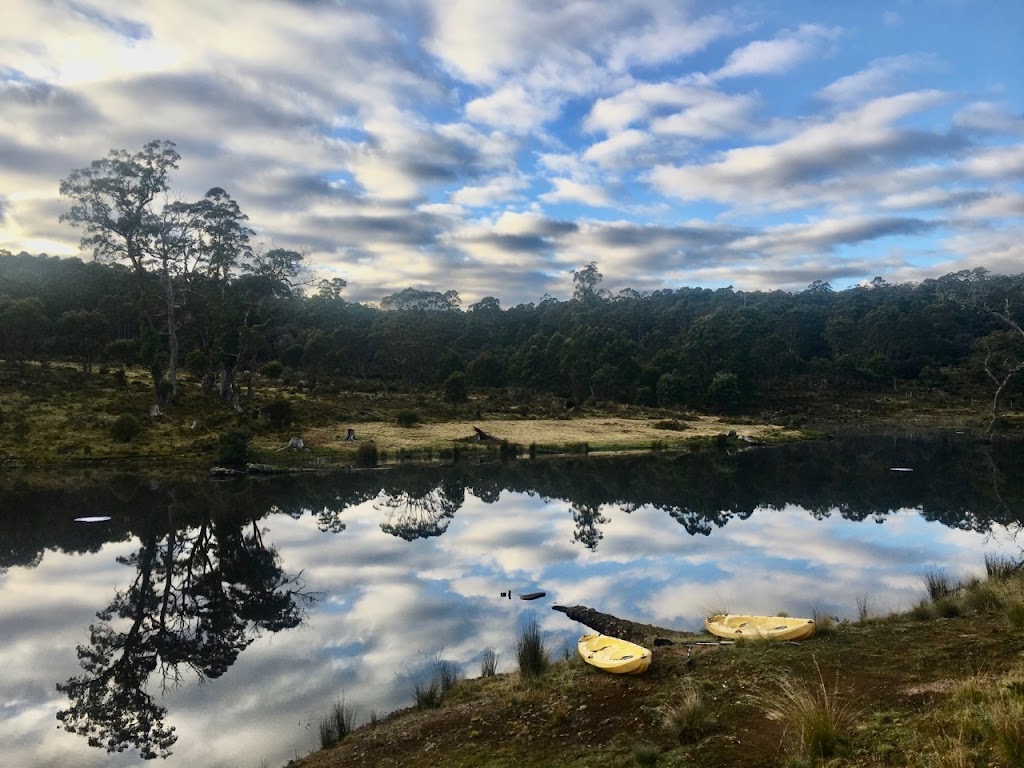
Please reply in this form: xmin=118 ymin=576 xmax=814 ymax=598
xmin=519 ymin=592 xmax=546 ymax=601
xmin=500 ymin=591 xmax=512 ymax=599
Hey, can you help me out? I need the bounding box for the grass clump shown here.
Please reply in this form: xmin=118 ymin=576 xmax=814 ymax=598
xmin=985 ymin=552 xmax=1023 ymax=581
xmin=516 ymin=614 xmax=549 ymax=680
xmin=412 ymin=658 xmax=461 ymax=709
xmin=662 ymin=683 xmax=712 ymax=743
xmin=923 ymin=568 xmax=956 ymax=600
xmin=318 ymin=696 xmax=356 ymax=748
xmin=761 ymin=662 xmax=852 ymax=762
xmin=633 ymin=740 xmax=660 ymax=766
xmin=480 ymin=647 xmax=498 ymax=677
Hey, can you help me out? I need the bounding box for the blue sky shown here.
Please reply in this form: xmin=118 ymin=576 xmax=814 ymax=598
xmin=1 ymin=0 xmax=1021 ymax=305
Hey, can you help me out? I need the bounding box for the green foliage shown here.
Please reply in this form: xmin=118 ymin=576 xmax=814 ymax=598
xmin=396 ymin=410 xmax=420 ymax=428
xmin=633 ymin=741 xmax=659 ymax=766
xmin=356 ymin=442 xmax=379 ymax=467
xmin=442 ymin=372 xmax=469 ymax=404
xmin=261 ymin=397 xmax=293 ymax=428
xmin=215 ymin=429 xmax=250 ymax=465
xmin=109 ymin=414 xmax=141 ymax=443
xmin=259 ymin=360 xmax=284 ymax=379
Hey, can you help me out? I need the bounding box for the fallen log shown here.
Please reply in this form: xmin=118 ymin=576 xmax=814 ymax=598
xmin=552 ymin=604 xmax=696 ymax=646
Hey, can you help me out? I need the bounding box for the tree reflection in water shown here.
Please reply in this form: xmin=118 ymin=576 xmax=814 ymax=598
xmin=377 ymin=478 xmax=465 ymax=540
xmin=56 ymin=513 xmax=315 ymax=760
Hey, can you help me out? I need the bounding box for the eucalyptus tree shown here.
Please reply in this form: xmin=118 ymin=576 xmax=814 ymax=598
xmin=59 ymin=140 xmax=181 ymax=396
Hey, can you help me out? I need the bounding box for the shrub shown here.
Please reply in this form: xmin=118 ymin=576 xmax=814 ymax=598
xmin=356 ymin=442 xmax=379 ymax=467
xmin=516 ymin=614 xmax=549 ymax=680
xmin=443 ymin=371 xmax=469 ymax=404
xmin=261 ymin=397 xmax=293 ymax=428
xmin=396 ymin=410 xmax=420 ymax=428
xmin=110 ymin=414 xmax=141 ymax=443
xmin=215 ymin=429 xmax=250 ymax=465
xmin=259 ymin=360 xmax=285 ymax=379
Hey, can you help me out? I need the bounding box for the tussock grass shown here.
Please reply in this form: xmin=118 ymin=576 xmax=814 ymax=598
xmin=856 ymin=593 xmax=872 ymax=622
xmin=516 ymin=614 xmax=549 ymax=680
xmin=985 ymin=552 xmax=1023 ymax=581
xmin=318 ymin=696 xmax=357 ymax=748
xmin=810 ymin=609 xmax=837 ymax=637
xmin=413 ymin=676 xmax=441 ymax=709
xmin=760 ymin=661 xmax=852 ymax=762
xmin=661 ymin=683 xmax=712 ymax=743
xmin=923 ymin=568 xmax=956 ymax=600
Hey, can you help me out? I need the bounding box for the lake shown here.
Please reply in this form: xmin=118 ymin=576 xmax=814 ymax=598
xmin=2 ymin=432 xmax=1022 ymax=767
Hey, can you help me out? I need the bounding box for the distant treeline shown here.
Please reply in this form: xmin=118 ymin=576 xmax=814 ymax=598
xmin=1 ymin=249 xmax=1023 ymax=413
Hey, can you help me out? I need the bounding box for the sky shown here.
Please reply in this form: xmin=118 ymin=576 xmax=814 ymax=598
xmin=1 ymin=0 xmax=1022 ymax=307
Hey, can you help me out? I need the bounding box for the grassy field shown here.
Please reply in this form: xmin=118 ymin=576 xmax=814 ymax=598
xmin=293 ymin=564 xmax=1024 ymax=768
xmin=0 ymin=362 xmax=816 ymax=470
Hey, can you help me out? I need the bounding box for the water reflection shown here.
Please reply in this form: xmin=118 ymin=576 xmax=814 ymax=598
xmin=54 ymin=503 xmax=315 ymax=759
xmin=0 ymin=433 xmax=1022 ymax=765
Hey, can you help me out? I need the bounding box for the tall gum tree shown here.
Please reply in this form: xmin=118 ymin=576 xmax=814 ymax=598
xmin=59 ymin=140 xmax=180 ymax=398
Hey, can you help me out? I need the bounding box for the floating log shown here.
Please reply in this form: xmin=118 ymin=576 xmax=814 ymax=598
xmin=519 ymin=591 xmax=546 ymax=601
xmin=552 ymin=604 xmax=695 ymax=646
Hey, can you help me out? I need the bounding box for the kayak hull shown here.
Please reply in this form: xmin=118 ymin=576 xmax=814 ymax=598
xmin=578 ymin=634 xmax=651 ymax=674
xmin=704 ymin=614 xmax=815 ymax=641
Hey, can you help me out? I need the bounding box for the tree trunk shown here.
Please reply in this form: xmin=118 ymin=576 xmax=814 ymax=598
xmin=164 ymin=268 xmax=178 ymax=400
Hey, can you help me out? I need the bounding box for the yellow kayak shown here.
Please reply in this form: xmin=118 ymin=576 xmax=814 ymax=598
xmin=578 ymin=634 xmax=651 ymax=674
xmin=705 ymin=614 xmax=815 ymax=641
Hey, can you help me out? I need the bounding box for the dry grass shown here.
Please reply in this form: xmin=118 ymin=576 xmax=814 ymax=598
xmin=760 ymin=661 xmax=853 ymax=762
xmin=662 ymin=683 xmax=713 ymax=743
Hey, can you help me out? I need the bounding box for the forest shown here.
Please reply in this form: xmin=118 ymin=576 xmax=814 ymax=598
xmin=1 ymin=141 xmax=1023 ymax=431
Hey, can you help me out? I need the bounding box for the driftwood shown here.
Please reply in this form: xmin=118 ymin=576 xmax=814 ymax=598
xmin=553 ymin=604 xmax=695 ymax=646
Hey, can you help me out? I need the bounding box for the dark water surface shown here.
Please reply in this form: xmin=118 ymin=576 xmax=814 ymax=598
xmin=2 ymin=433 xmax=1022 ymax=767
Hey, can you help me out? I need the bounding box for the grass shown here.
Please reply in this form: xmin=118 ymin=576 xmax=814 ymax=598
xmin=661 ymin=683 xmax=712 ymax=743
xmin=480 ymin=647 xmax=498 ymax=677
xmin=318 ymin=696 xmax=357 ymax=748
xmin=922 ymin=568 xmax=956 ymax=600
xmin=290 ymin=567 xmax=1024 ymax=768
xmin=760 ymin=661 xmax=852 ymax=762
xmin=0 ymin=361 xmax=802 ymax=469
xmin=516 ymin=613 xmax=549 ymax=681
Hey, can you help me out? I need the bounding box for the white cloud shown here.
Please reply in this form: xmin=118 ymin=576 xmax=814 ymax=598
xmin=712 ymin=24 xmax=840 ymax=80
xmin=817 ymin=54 xmax=935 ymax=105
xmin=540 ymin=178 xmax=612 ymax=207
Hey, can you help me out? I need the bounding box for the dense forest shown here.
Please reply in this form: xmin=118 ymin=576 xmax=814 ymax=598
xmin=1 ymin=141 xmax=1023 ymax=431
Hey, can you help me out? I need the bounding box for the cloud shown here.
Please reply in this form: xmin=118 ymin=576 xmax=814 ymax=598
xmin=712 ymin=24 xmax=840 ymax=80
xmin=816 ymin=54 xmax=936 ymax=105
xmin=540 ymin=179 xmax=613 ymax=207
xmin=649 ymin=91 xmax=962 ymax=208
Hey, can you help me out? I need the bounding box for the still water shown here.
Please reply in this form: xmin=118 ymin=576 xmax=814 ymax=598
xmin=2 ymin=433 xmax=1022 ymax=767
